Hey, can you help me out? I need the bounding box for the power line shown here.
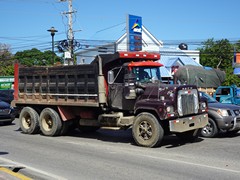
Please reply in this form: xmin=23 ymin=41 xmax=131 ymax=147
xmin=1 ymin=34 xmax=240 ymax=54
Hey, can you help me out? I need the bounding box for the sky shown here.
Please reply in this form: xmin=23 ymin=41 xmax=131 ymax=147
xmin=0 ymin=0 xmax=240 ymax=53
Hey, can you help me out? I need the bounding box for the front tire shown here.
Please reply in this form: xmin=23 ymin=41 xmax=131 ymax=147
xmin=39 ymin=108 xmax=62 ymax=136
xmin=19 ymin=107 xmax=40 ymax=134
xmin=132 ymin=113 xmax=164 ymax=148
xmin=201 ymin=118 xmax=218 ymax=138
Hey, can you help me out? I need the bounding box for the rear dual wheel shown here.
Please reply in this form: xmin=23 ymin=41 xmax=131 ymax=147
xmin=39 ymin=108 xmax=62 ymax=136
xmin=19 ymin=107 xmax=40 ymax=134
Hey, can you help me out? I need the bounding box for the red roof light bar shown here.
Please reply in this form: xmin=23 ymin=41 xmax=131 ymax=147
xmin=118 ymin=51 xmax=160 ymax=60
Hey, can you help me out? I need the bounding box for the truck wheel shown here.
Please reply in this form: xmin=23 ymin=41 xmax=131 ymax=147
xmin=19 ymin=107 xmax=40 ymax=134
xmin=176 ymin=129 xmax=200 ymax=142
xmin=39 ymin=108 xmax=62 ymax=136
xmin=132 ymin=113 xmax=164 ymax=148
xmin=200 ymin=118 xmax=218 ymax=138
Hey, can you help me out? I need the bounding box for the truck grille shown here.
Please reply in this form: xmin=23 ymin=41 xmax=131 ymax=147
xmin=177 ymin=89 xmax=199 ymax=116
xmin=236 ymin=117 xmax=240 ymax=123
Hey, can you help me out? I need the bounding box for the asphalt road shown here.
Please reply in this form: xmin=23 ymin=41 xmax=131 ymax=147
xmin=1 ymin=119 xmax=240 ymax=180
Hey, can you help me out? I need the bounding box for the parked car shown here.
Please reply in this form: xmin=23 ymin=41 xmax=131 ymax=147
xmin=0 ymin=89 xmax=14 ymax=104
xmin=200 ymin=91 xmax=240 ymax=137
xmin=0 ymin=100 xmax=15 ymax=125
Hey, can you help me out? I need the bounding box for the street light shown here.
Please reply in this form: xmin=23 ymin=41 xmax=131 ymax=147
xmin=47 ymin=27 xmax=58 ymax=65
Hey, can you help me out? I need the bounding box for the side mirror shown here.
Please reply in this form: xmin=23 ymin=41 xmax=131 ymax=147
xmin=108 ymin=70 xmax=114 ymax=84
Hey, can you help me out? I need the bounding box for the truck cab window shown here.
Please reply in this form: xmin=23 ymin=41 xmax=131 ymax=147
xmin=111 ymin=67 xmax=125 ymax=83
xmin=222 ymin=88 xmax=230 ymax=95
xmin=216 ymin=89 xmax=222 ymax=95
xmin=133 ymin=67 xmax=161 ymax=82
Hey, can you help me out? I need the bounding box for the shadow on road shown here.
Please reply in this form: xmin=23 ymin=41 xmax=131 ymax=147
xmin=162 ymin=135 xmax=204 ymax=148
xmin=0 ymin=152 xmax=9 ymax=155
xmin=214 ymin=131 xmax=240 ymax=139
xmin=67 ymin=128 xmax=134 ymax=144
xmin=0 ymin=122 xmax=15 ymax=126
xmin=65 ymin=128 xmax=205 ymax=148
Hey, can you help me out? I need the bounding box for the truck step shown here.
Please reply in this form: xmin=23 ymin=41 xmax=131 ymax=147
xmin=99 ymin=113 xmax=134 ymax=127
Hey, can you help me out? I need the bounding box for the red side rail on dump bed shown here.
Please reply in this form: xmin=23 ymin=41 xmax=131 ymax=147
xmin=13 ymin=63 xmax=19 ymax=101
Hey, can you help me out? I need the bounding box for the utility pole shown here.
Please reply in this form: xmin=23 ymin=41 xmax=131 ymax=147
xmin=68 ymin=0 xmax=74 ymax=65
xmin=60 ymin=0 xmax=76 ymax=65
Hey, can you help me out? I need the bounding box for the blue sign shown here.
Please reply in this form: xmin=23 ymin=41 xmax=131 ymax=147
xmin=127 ymin=14 xmax=142 ymax=51
xmin=234 ymin=67 xmax=240 ymax=77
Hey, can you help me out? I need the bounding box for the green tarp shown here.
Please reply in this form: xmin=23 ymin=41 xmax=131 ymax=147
xmin=174 ymin=65 xmax=225 ymax=88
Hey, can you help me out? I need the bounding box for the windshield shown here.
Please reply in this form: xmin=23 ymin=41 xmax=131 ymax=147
xmin=200 ymin=91 xmax=218 ymax=103
xmin=132 ymin=67 xmax=161 ymax=82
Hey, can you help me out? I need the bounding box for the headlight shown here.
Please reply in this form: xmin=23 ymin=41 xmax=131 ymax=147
xmin=166 ymin=106 xmax=174 ymax=113
xmin=217 ymin=109 xmax=229 ymax=116
xmin=201 ymin=102 xmax=207 ymax=109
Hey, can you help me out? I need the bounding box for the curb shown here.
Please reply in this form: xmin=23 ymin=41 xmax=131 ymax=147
xmin=0 ymin=166 xmax=32 ymax=180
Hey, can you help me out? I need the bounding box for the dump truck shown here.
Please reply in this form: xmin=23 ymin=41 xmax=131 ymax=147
xmin=12 ymin=51 xmax=208 ymax=147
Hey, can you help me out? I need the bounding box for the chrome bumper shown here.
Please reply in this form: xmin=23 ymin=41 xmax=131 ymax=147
xmin=169 ymin=113 xmax=208 ymax=133
xmin=229 ymin=117 xmax=240 ymax=131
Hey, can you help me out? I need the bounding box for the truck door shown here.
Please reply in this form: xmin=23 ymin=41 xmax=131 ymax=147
xmin=108 ymin=67 xmax=136 ymax=110
xmin=108 ymin=67 xmax=125 ymax=109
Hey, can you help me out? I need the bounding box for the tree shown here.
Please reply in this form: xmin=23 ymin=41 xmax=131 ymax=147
xmin=14 ymin=48 xmax=61 ymax=66
xmin=200 ymin=38 xmax=233 ymax=69
xmin=0 ymin=43 xmax=14 ymax=76
xmin=222 ymin=67 xmax=240 ymax=86
xmin=199 ymin=38 xmax=240 ymax=86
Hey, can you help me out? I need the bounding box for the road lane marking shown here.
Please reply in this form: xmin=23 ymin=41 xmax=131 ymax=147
xmin=0 ymin=157 xmax=67 ymax=180
xmin=0 ymin=167 xmax=32 ymax=180
xmin=139 ymin=153 xmax=240 ymax=174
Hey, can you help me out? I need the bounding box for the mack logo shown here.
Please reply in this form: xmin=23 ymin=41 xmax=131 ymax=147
xmin=131 ymin=19 xmax=142 ymax=33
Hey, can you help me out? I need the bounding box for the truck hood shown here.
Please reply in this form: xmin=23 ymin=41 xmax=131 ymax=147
xmin=137 ymin=83 xmax=195 ymax=102
xmin=208 ymin=102 xmax=240 ymax=111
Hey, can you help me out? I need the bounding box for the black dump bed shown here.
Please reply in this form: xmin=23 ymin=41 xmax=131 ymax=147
xmin=13 ymin=64 xmax=100 ymax=107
